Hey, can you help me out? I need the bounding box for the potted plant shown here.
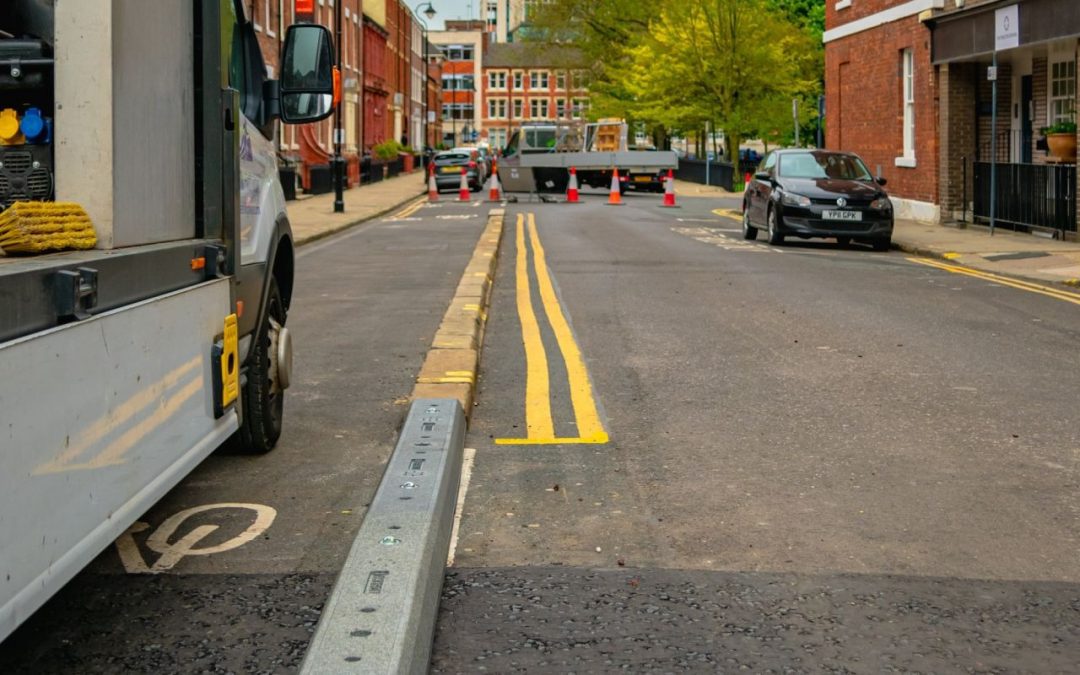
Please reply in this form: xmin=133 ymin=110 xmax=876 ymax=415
xmin=1040 ymin=117 xmax=1077 ymax=162
xmin=373 ymin=140 xmax=404 ymax=178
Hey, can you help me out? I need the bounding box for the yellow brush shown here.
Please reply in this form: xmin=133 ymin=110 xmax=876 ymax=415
xmin=0 ymin=201 xmax=96 ymax=254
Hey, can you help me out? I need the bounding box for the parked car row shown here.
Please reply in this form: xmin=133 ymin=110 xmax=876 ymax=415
xmin=425 ymin=146 xmax=497 ymax=193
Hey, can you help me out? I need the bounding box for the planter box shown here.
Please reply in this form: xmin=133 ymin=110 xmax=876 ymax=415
xmin=1046 ymin=133 xmax=1077 ymax=162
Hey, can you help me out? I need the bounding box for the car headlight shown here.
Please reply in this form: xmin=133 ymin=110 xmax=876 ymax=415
xmin=781 ymin=192 xmax=811 ymax=208
xmin=870 ymin=197 xmax=892 ymax=210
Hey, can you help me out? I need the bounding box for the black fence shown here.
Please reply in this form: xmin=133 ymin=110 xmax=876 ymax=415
xmin=973 ymin=161 xmax=1076 ymax=233
xmin=675 ymin=159 xmax=735 ymax=191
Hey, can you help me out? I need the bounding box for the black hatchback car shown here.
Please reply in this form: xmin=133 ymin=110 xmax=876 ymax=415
xmin=742 ymin=149 xmax=893 ymax=250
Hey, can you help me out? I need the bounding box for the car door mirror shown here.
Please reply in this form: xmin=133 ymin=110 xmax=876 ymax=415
xmin=755 ymin=171 xmax=771 ymax=182
xmin=876 ymin=176 xmax=888 ymax=186
xmin=279 ymin=24 xmax=336 ymax=124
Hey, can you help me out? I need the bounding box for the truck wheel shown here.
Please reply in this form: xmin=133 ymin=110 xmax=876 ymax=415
xmin=240 ymin=276 xmax=287 ymax=453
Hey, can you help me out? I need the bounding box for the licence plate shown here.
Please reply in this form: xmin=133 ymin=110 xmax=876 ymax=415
xmin=440 ymin=166 xmax=461 ymax=174
xmin=822 ymin=210 xmax=862 ymax=221
xmin=634 ymin=176 xmax=653 ymax=182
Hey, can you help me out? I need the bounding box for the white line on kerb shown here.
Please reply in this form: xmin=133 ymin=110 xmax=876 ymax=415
xmin=446 ymin=447 xmax=477 ymax=567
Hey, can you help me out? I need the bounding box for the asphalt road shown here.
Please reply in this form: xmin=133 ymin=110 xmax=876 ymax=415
xmin=3 ymin=187 xmax=1080 ymax=672
xmin=0 ymin=196 xmax=496 ymax=673
xmin=430 ymin=190 xmax=1080 ymax=671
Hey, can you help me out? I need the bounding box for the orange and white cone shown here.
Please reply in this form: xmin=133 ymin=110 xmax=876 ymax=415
xmin=660 ymin=169 xmax=678 ymax=208
xmin=566 ymin=167 xmax=580 ymax=204
xmin=488 ymin=162 xmax=503 ymax=202
xmin=427 ymin=162 xmax=439 ymax=202
xmin=606 ymin=168 xmax=623 ymax=206
xmin=458 ymin=167 xmax=471 ymax=202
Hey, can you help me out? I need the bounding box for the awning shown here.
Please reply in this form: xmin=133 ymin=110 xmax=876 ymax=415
xmin=929 ymin=0 xmax=1080 ymax=64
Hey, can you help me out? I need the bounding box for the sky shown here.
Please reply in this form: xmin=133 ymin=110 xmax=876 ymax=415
xmin=424 ymin=0 xmax=482 ymax=30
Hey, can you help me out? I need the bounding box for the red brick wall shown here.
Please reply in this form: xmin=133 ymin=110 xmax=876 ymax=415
xmin=825 ymin=15 xmax=938 ymax=204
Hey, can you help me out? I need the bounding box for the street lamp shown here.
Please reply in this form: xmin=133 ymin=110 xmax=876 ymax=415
xmin=332 ymin=0 xmax=344 ymax=213
xmin=413 ymin=2 xmax=436 ymax=152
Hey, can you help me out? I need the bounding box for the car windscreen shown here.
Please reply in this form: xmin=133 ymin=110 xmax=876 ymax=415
xmin=780 ymin=152 xmax=873 ymax=181
xmin=435 ymin=153 xmax=470 ymax=163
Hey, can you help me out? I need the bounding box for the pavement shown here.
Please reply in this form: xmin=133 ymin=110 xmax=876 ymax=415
xmin=287 ymin=172 xmax=425 ymax=245
xmin=674 ymin=178 xmax=1080 ymax=287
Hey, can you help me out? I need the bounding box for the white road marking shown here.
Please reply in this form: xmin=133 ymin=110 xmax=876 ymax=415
xmin=115 ymin=503 xmax=278 ymax=574
xmin=437 ymin=214 xmax=479 ymax=220
xmin=446 ymin=447 xmax=477 ymax=567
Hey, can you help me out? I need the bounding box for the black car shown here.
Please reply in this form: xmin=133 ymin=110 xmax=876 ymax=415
xmin=742 ymin=149 xmax=893 ymax=250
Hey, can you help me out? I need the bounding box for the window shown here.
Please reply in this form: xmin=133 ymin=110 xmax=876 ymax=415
xmin=556 ymin=71 xmax=566 ymax=91
xmin=488 ymin=128 xmax=507 ymax=151
xmin=571 ymin=98 xmax=588 ymax=119
xmin=901 ymin=48 xmax=915 ymax=163
xmin=530 ymin=71 xmax=549 ymax=90
xmin=512 ymin=98 xmax=524 ymax=118
xmin=512 ymin=71 xmax=524 ymax=90
xmin=487 ymin=98 xmax=507 ymax=119
xmin=1050 ymin=59 xmax=1076 ymax=125
xmin=530 ymin=98 xmax=548 ymax=118
xmin=556 ymin=98 xmax=566 ymax=118
xmin=488 ymin=71 xmax=507 ymax=89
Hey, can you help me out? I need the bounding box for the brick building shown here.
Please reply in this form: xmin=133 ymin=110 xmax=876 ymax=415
xmin=429 ymin=21 xmax=486 ymax=148
xmin=825 ymin=0 xmax=1079 ymax=236
xmin=247 ymin=0 xmax=436 ymax=191
xmin=480 ymin=43 xmax=587 ymax=151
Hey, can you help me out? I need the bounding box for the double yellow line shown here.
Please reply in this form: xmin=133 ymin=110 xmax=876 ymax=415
xmin=390 ymin=198 xmax=425 ymax=220
xmin=909 ymin=257 xmax=1080 ymax=307
xmin=495 ymin=213 xmax=609 ymax=445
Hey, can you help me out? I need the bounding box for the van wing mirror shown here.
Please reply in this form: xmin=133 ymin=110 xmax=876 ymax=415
xmin=876 ymin=176 xmax=888 ymax=186
xmin=279 ymin=24 xmax=336 ymax=124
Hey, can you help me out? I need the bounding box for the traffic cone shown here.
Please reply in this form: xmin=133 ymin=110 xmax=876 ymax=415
xmin=660 ymin=169 xmax=678 ymax=208
xmin=427 ymin=162 xmax=439 ymax=202
xmin=566 ymin=167 xmax=580 ymax=204
xmin=488 ymin=161 xmax=502 ymax=202
xmin=606 ymin=168 xmax=623 ymax=206
xmin=458 ymin=167 xmax=470 ymax=202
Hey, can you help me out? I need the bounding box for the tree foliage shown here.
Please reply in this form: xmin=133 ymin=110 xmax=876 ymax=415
xmin=530 ymin=0 xmax=824 ymax=154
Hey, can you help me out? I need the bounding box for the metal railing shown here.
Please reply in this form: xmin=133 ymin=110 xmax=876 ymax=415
xmin=977 ymin=129 xmax=1036 ymax=163
xmin=675 ymin=159 xmax=735 ymax=191
xmin=973 ymin=161 xmax=1076 ymax=234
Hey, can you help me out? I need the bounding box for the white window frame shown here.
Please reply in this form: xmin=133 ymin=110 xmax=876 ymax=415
xmin=488 ymin=71 xmax=507 ymax=90
xmin=265 ymin=0 xmax=276 ymax=38
xmin=512 ymin=71 xmax=524 ymax=91
xmin=1049 ymin=58 xmax=1076 ymax=126
xmin=530 ymin=70 xmax=549 ymax=90
xmin=556 ymin=71 xmax=566 ymax=91
xmin=487 ymin=98 xmax=506 ymax=119
xmin=512 ymin=98 xmax=523 ymax=118
xmin=530 ymin=98 xmax=547 ymax=119
xmin=897 ymin=48 xmax=916 ymax=168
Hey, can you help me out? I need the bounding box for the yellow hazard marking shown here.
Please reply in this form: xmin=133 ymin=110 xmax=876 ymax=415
xmin=942 ymin=252 xmax=961 ymax=260
xmin=712 ymin=208 xmax=742 ymax=221
xmin=908 ymin=257 xmax=1080 ymax=307
xmin=496 ymin=212 xmax=609 ymax=446
xmin=220 ymin=313 xmax=239 ymax=409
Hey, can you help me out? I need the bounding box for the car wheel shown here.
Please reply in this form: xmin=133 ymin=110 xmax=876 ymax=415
xmin=766 ymin=207 xmax=784 ymax=245
xmin=836 ymin=236 xmax=851 ymax=247
xmin=742 ymin=207 xmax=758 ymax=240
xmin=872 ymin=237 xmax=891 ymax=252
xmin=239 ymin=276 xmax=286 ymax=454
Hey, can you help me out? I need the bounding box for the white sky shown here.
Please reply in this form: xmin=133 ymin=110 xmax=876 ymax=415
xmin=423 ymin=0 xmax=482 ymax=30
